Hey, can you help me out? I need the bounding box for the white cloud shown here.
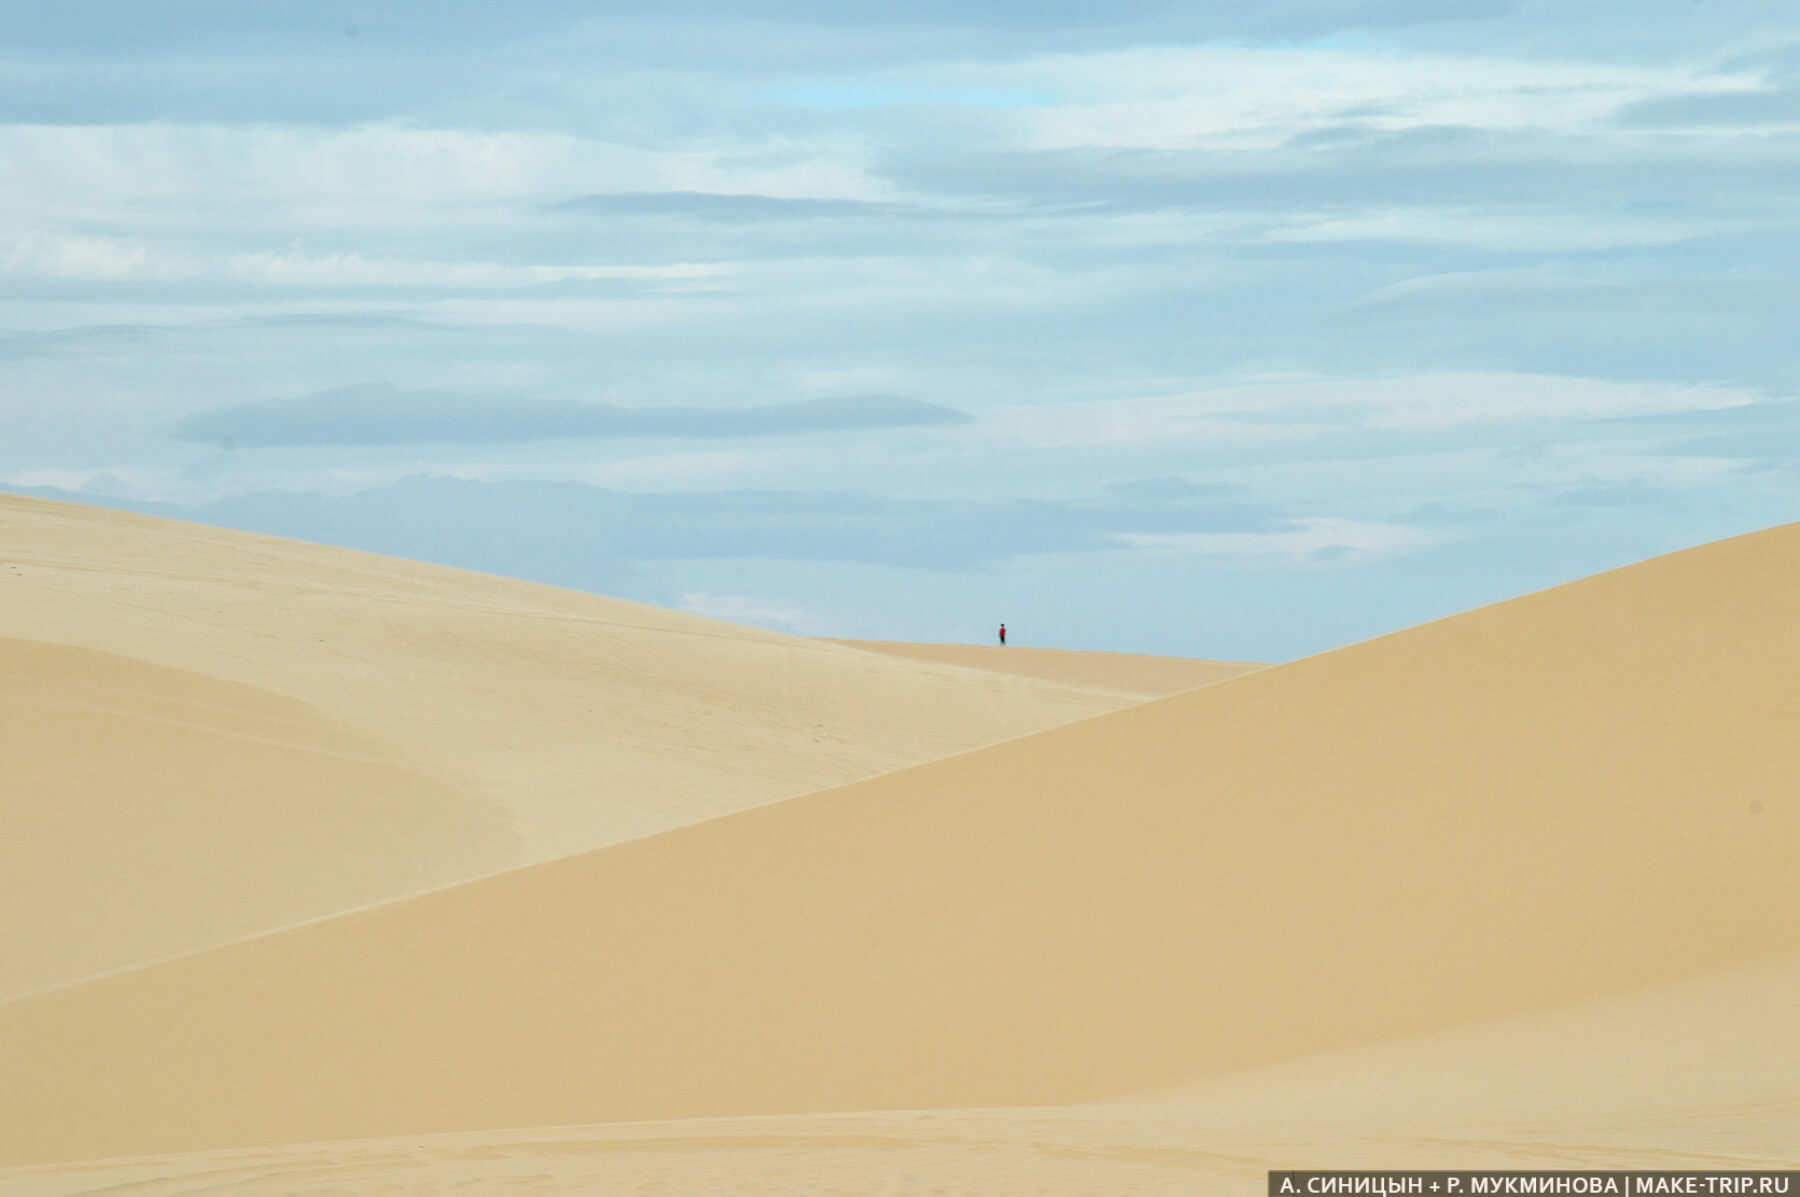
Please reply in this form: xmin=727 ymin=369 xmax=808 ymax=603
xmin=987 ymin=373 xmax=1758 ymax=449
xmin=1350 ymin=374 xmax=1755 ymax=431
xmin=1264 ymin=207 xmax=1748 ymax=253
xmin=1117 ymin=516 xmax=1442 ymax=560
xmin=985 ymin=396 xmax=1328 ymax=451
xmin=972 ymin=46 xmax=1754 ymax=150
xmin=0 ymin=122 xmax=896 ymax=234
xmin=0 ymin=231 xmax=730 ymax=290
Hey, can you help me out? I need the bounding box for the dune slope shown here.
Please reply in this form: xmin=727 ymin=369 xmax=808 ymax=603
xmin=5 ymin=521 xmax=1800 ymax=1164
xmin=0 ymin=493 xmax=1161 ymax=859
xmin=0 ymin=638 xmax=515 ymax=1000
xmin=830 ymin=639 xmax=1262 ymax=697
xmin=8 ymin=954 xmax=1797 ymax=1193
xmin=1 ymin=492 xmax=1227 ymax=996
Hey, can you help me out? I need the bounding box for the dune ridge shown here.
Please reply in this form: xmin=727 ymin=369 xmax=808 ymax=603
xmin=830 ymin=639 xmax=1263 ymax=696
xmin=4 ymin=518 xmax=1798 ymax=1166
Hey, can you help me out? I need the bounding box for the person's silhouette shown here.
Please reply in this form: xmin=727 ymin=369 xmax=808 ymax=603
xmin=998 ymin=622 xmax=1007 ymax=646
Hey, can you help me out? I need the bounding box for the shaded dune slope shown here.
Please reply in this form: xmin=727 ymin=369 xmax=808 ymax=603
xmin=6 ymin=522 xmax=1800 ymax=1164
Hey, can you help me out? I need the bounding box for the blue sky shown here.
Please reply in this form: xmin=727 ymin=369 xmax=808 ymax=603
xmin=4 ymin=1 xmax=1798 ymax=660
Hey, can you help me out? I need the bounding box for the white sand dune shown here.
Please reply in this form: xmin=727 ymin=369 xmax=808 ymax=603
xmin=4 ymin=517 xmax=1796 ymax=1168
xmin=0 ymin=493 xmax=1237 ymax=999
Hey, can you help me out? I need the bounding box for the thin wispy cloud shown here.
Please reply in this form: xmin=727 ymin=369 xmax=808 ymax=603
xmin=13 ymin=472 xmax=1290 ymax=576
xmin=176 ymin=386 xmax=971 ymax=447
xmin=557 ymin=192 xmax=916 ymax=222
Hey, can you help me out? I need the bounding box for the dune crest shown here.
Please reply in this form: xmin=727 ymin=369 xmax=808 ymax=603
xmin=830 ymin=639 xmax=1263 ymax=697
xmin=4 ymin=519 xmax=1798 ymax=1165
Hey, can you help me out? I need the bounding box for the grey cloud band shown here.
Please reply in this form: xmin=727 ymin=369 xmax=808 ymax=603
xmin=175 ymin=385 xmax=972 ymax=447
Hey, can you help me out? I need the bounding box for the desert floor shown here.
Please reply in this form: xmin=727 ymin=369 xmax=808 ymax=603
xmin=2 ymin=491 xmax=1794 ymax=1192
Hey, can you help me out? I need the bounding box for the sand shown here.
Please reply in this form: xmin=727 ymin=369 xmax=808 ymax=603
xmin=833 ymin=638 xmax=1263 ymax=697
xmin=0 ymin=492 xmax=1249 ymax=1000
xmin=7 ymin=955 xmax=1796 ymax=1193
xmin=0 ymin=638 xmax=514 ymax=1001
xmin=3 ymin=507 xmax=1797 ymax=1175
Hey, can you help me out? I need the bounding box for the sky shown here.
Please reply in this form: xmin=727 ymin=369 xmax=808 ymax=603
xmin=3 ymin=1 xmax=1798 ymax=661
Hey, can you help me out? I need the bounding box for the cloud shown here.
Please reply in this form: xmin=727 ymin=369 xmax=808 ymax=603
xmin=0 ymin=2 xmax=1516 ymax=60
xmin=173 ymin=384 xmax=973 ymax=447
xmin=1340 ymin=272 xmax=1800 ymax=319
xmin=10 ymin=0 xmax=1800 ymax=667
xmin=0 ymin=1 xmax=1526 ymax=131
xmin=765 ymin=81 xmax=1058 ymax=111
xmin=13 ymin=473 xmax=1292 ymax=574
xmin=0 ymin=322 xmax=170 ymax=358
xmin=1550 ymin=480 xmax=1669 ymax=507
xmin=1616 ymin=87 xmax=1800 ymax=129
xmin=1589 ymin=397 xmax=1800 ymax=461
xmin=1104 ymin=476 xmax=1239 ymax=501
xmin=557 ymin=192 xmax=916 ymax=222
xmin=1117 ymin=516 xmax=1441 ymax=561
xmin=988 ymin=374 xmax=1755 ymax=451
xmin=225 ymin=311 xmax=445 ymax=331
xmin=0 ymin=230 xmax=729 ymax=292
xmin=887 ymin=125 xmax=1798 ymax=225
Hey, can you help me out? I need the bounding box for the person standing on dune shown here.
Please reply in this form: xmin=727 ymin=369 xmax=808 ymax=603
xmin=999 ymin=623 xmax=1007 ymax=646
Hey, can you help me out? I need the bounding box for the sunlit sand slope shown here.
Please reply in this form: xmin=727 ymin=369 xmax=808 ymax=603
xmin=831 ymin=639 xmax=1263 ymax=697
xmin=0 ymin=638 xmax=514 ymax=1001
xmin=11 ymin=955 xmax=1793 ymax=1193
xmin=0 ymin=492 xmax=1196 ymax=996
xmin=0 ymin=493 xmax=1153 ymax=859
xmin=5 ymin=521 xmax=1800 ymax=1164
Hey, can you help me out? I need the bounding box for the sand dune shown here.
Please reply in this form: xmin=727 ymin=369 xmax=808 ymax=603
xmin=5 ymin=519 xmax=1797 ymax=1166
xmin=8 ymin=954 xmax=1796 ymax=1192
xmin=0 ymin=492 xmax=1232 ymax=998
xmin=831 ymin=639 xmax=1262 ymax=697
xmin=0 ymin=494 xmax=1152 ymax=857
xmin=0 ymin=638 xmax=514 ymax=1001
